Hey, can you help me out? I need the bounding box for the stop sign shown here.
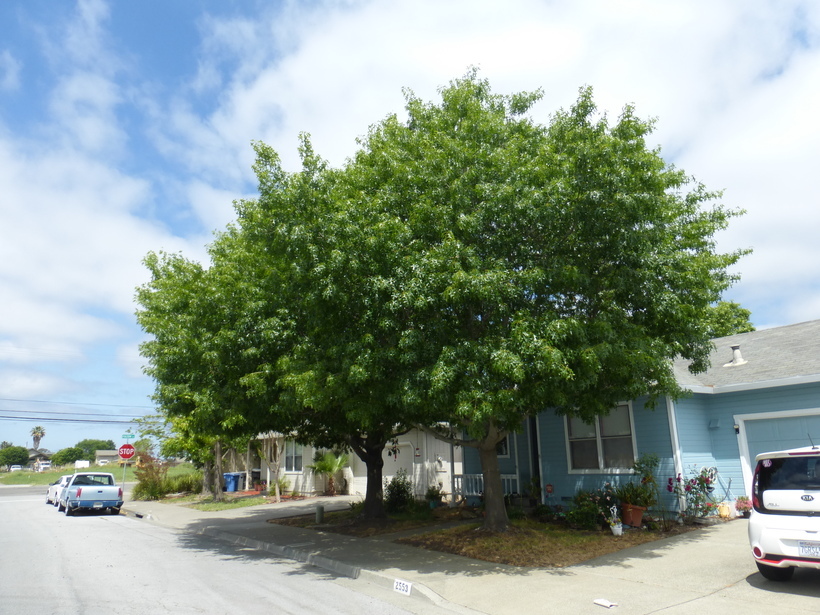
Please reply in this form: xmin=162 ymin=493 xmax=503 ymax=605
xmin=118 ymin=444 xmax=136 ymax=459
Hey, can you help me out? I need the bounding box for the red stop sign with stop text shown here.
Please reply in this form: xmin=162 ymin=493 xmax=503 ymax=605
xmin=118 ymin=444 xmax=136 ymax=459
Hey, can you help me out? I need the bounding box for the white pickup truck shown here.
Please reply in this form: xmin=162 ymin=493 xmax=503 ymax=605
xmin=58 ymin=472 xmax=124 ymax=516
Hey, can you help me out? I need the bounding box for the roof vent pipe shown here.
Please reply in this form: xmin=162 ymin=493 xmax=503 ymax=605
xmin=723 ymin=344 xmax=747 ymax=367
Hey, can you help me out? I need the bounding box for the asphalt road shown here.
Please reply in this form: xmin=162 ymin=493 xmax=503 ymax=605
xmin=0 ymin=485 xmax=452 ymax=615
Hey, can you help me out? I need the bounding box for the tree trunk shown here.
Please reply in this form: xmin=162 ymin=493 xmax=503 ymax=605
xmin=245 ymin=440 xmax=252 ymax=493
xmin=349 ymin=434 xmax=388 ymax=519
xmin=201 ymin=460 xmax=214 ymax=496
xmin=362 ymin=451 xmax=386 ymax=518
xmin=213 ymin=439 xmax=225 ymax=502
xmin=478 ymin=442 xmax=509 ymax=531
xmin=264 ymin=437 xmax=281 ymax=503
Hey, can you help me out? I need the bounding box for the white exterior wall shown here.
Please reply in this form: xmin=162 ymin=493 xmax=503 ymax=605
xmin=346 ymin=430 xmax=463 ymax=499
xmin=257 ymin=430 xmax=463 ymax=499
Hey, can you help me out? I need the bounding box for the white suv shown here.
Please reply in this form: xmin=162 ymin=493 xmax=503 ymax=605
xmin=749 ymin=446 xmax=820 ymax=581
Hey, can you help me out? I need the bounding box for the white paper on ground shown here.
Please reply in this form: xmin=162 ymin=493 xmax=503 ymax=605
xmin=593 ymin=598 xmax=618 ymax=608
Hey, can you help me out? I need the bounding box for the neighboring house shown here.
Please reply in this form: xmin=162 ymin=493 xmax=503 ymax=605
xmin=460 ymin=319 xmax=820 ymax=511
xmin=28 ymin=448 xmax=51 ymax=468
xmin=254 ymin=430 xmax=463 ymax=501
xmin=95 ymin=450 xmax=120 ymax=466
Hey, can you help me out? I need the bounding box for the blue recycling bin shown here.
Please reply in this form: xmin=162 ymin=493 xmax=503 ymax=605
xmin=223 ymin=472 xmax=238 ymax=492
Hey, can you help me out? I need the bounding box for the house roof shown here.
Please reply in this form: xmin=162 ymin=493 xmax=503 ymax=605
xmin=673 ymin=319 xmax=820 ymax=393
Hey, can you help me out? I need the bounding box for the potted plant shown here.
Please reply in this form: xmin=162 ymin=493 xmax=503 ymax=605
xmin=735 ymin=495 xmax=752 ymax=518
xmin=425 ymin=484 xmax=445 ymax=508
xmin=614 ymin=481 xmax=655 ymax=527
xmin=608 ymin=505 xmax=623 ymax=536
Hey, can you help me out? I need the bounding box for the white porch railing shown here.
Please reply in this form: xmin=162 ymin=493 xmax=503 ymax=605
xmin=454 ymin=474 xmax=519 ymax=497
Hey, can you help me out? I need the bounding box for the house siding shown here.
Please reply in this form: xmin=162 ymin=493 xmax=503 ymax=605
xmin=531 ymin=400 xmax=675 ymax=506
xmin=461 ymin=377 xmax=820 ymax=513
xmin=663 ymin=381 xmax=820 ymax=502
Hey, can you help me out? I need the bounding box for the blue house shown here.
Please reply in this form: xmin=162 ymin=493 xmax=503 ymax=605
xmin=460 ymin=319 xmax=820 ymax=510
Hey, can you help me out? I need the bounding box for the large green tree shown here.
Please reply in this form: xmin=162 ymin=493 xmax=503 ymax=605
xmin=75 ymin=439 xmax=116 ymax=460
xmin=136 ymin=71 xmax=747 ymax=530
xmin=333 ymin=72 xmax=748 ymax=531
xmin=51 ymin=447 xmax=85 ymax=466
xmin=0 ymin=445 xmax=29 ymax=469
xmin=137 ymin=247 xmax=275 ymax=500
xmin=233 ymin=139 xmax=420 ymax=518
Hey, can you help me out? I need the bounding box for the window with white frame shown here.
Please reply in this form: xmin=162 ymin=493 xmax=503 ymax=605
xmin=565 ymin=403 xmax=635 ymax=472
xmin=496 ymin=435 xmax=510 ymax=458
xmin=284 ymin=441 xmax=303 ymax=472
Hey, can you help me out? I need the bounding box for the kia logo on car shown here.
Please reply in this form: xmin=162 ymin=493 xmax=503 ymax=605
xmin=802 ymin=495 xmax=815 ymax=502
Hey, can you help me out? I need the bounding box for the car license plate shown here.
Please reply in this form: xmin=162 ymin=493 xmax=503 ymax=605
xmin=93 ymin=502 xmax=103 ymax=509
xmin=798 ymin=541 xmax=820 ymax=557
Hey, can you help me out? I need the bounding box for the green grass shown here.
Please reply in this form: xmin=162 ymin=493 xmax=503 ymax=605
xmin=0 ymin=462 xmax=197 ymax=487
xmin=184 ymin=495 xmax=268 ymax=511
xmin=0 ymin=466 xmax=133 ymax=486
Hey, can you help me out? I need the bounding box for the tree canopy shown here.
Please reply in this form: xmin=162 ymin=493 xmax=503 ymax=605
xmin=75 ymin=439 xmax=116 ymax=461
xmin=136 ymin=71 xmax=747 ymax=530
xmin=0 ymin=446 xmax=29 ymax=468
xmin=51 ymin=447 xmax=85 ymax=466
xmin=704 ymin=301 xmax=755 ymax=338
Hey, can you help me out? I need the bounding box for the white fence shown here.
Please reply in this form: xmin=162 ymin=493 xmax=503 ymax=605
xmin=454 ymin=474 xmax=519 ymax=497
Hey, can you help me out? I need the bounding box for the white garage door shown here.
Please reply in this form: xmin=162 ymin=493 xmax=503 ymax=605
xmin=746 ymin=414 xmax=820 ymax=461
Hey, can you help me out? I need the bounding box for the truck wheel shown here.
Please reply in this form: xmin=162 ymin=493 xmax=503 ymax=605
xmin=110 ymin=507 xmax=120 ymax=515
xmin=64 ymin=504 xmax=73 ymax=516
xmin=57 ymin=500 xmax=65 ymax=512
xmin=756 ymin=562 xmax=794 ymax=581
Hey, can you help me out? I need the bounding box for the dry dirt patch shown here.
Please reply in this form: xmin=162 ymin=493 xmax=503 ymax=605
xmin=270 ymin=506 xmax=709 ymax=567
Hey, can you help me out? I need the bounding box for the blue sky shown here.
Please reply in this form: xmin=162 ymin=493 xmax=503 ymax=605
xmin=2 ymin=0 xmax=819 ymax=452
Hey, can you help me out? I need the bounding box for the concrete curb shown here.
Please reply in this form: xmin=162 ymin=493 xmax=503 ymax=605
xmin=195 ymin=525 xmax=484 ymax=614
xmin=120 ymin=501 xmax=488 ymax=613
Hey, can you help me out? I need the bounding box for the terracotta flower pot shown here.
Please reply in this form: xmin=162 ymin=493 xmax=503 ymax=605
xmin=621 ymin=504 xmax=647 ymax=527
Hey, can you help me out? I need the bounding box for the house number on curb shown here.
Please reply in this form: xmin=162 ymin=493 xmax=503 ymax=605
xmin=393 ymin=579 xmax=412 ymax=596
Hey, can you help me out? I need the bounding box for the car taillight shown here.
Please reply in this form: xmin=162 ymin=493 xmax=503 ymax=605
xmin=76 ymin=487 xmax=82 ymax=498
xmin=118 ymin=487 xmax=123 ymax=498
xmin=752 ymin=463 xmax=761 ymax=510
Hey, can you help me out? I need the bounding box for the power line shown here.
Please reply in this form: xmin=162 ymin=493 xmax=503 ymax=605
xmin=0 ymin=407 xmax=145 ymax=419
xmin=0 ymin=415 xmax=136 ymax=425
xmin=0 ymin=397 xmax=152 ymax=409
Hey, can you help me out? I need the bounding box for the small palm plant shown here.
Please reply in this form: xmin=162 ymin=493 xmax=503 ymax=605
xmin=308 ymin=451 xmax=349 ymax=496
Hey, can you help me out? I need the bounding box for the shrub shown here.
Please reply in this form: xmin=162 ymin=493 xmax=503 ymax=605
xmin=384 ymin=468 xmax=415 ymax=513
xmin=567 ymin=484 xmax=619 ymax=529
xmin=533 ymin=504 xmax=564 ymax=523
xmin=566 ymin=491 xmax=602 ymax=530
xmin=425 ymin=484 xmax=445 ymax=503
xmin=667 ymin=466 xmax=718 ymax=519
xmin=132 ymin=454 xmax=169 ymax=501
xmin=164 ymin=471 xmax=202 ymax=494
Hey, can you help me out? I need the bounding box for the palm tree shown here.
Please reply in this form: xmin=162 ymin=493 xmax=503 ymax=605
xmin=308 ymin=451 xmax=349 ymax=496
xmin=31 ymin=426 xmax=45 ymax=450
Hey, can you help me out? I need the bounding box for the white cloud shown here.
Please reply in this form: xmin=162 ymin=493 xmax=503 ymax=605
xmin=0 ymin=368 xmax=74 ymax=399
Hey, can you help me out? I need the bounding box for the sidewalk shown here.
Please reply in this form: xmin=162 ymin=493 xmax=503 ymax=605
xmin=121 ymin=496 xmax=820 ymax=615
